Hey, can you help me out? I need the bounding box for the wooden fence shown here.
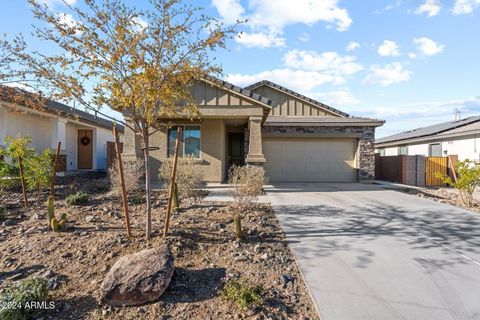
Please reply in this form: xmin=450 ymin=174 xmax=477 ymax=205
xmin=425 ymin=156 xmax=447 ymax=186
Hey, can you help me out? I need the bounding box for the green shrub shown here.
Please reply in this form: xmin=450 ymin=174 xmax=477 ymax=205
xmin=435 ymin=159 xmax=480 ymax=207
xmin=24 ymin=149 xmax=54 ymax=205
xmin=221 ymin=279 xmax=263 ymax=310
xmin=0 ymin=277 xmax=49 ymax=320
xmin=65 ymin=191 xmax=89 ymax=206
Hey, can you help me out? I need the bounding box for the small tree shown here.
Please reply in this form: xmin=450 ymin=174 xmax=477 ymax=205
xmin=436 ymin=159 xmax=480 ymax=207
xmin=24 ymin=149 xmax=54 ymax=205
xmin=5 ymin=0 xmax=238 ymax=238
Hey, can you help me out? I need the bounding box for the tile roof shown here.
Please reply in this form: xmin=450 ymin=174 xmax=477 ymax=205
xmin=245 ymin=80 xmax=350 ymax=117
xmin=376 ymin=116 xmax=480 ymax=145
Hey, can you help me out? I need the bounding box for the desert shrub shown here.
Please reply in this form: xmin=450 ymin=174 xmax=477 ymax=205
xmin=159 ymin=155 xmax=204 ymax=198
xmin=0 ymin=276 xmax=49 ymax=320
xmin=228 ymin=165 xmax=266 ymax=208
xmin=436 ymin=159 xmax=480 ymax=207
xmin=108 ymin=160 xmax=144 ymax=195
xmin=221 ymin=279 xmax=263 ymax=310
xmin=65 ymin=191 xmax=89 ymax=206
xmin=24 ymin=149 xmax=53 ymax=205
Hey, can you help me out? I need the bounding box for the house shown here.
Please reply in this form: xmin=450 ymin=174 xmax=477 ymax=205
xmin=376 ymin=116 xmax=480 ymax=161
xmin=0 ymin=88 xmax=123 ymax=172
xmin=122 ymin=77 xmax=384 ymax=183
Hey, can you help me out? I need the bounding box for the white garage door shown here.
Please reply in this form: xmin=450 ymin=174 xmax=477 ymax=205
xmin=263 ymin=138 xmax=357 ymax=182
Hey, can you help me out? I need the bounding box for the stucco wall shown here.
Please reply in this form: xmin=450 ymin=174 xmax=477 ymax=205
xmin=377 ymin=135 xmax=480 ymax=161
xmin=0 ymin=106 xmax=55 ymax=152
xmin=145 ymin=119 xmax=226 ymax=182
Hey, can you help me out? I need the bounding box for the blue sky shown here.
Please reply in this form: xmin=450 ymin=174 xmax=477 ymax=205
xmin=2 ymin=0 xmax=480 ymax=137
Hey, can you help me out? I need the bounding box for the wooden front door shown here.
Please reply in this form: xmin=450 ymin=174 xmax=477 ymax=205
xmin=228 ymin=132 xmax=245 ymax=170
xmin=78 ymin=129 xmax=93 ymax=169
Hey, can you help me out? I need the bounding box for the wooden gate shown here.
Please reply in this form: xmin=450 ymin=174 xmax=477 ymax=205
xmin=425 ymin=156 xmax=447 ymax=186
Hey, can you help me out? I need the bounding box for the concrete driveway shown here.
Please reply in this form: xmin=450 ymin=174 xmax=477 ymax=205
xmin=265 ymin=183 xmax=480 ymax=320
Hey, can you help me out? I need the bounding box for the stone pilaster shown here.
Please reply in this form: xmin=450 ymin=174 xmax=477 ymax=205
xmin=245 ymin=116 xmax=265 ymax=165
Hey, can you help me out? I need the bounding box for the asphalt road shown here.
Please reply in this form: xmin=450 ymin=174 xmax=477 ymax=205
xmin=265 ymin=183 xmax=480 ymax=320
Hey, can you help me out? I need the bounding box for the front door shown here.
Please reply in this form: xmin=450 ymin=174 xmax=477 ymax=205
xmin=78 ymin=129 xmax=93 ymax=169
xmin=228 ymin=132 xmax=245 ymax=171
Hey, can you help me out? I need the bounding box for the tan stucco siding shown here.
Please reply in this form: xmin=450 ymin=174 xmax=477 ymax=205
xmin=147 ymin=119 xmax=226 ymax=183
xmin=192 ymin=81 xmax=253 ymax=107
xmin=250 ymin=85 xmax=340 ymax=117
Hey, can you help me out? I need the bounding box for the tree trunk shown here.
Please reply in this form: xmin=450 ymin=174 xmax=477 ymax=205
xmin=142 ymin=130 xmax=152 ymax=239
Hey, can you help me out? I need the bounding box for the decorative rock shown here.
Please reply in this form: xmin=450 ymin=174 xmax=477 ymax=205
xmin=85 ymin=215 xmax=95 ymax=223
xmin=100 ymin=244 xmax=174 ymax=306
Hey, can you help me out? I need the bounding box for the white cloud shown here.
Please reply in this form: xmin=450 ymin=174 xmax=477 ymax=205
xmin=309 ymin=91 xmax=359 ymax=106
xmin=54 ymin=12 xmax=83 ymax=35
xmin=365 ymin=97 xmax=480 ymax=137
xmin=235 ymin=31 xmax=286 ymax=48
xmin=346 ymin=41 xmax=360 ymax=51
xmin=415 ymin=0 xmax=442 ymax=17
xmin=452 ymin=0 xmax=480 ymax=14
xmin=212 ymin=0 xmax=352 ymax=48
xmin=211 ymin=0 xmax=245 ymax=24
xmin=283 ymin=49 xmax=363 ymax=76
xmin=131 ymin=16 xmax=148 ymax=32
xmin=374 ymin=1 xmax=402 ymax=14
xmin=298 ymin=33 xmax=310 ymax=42
xmin=377 ymin=40 xmax=401 ymax=57
xmin=363 ymin=62 xmax=412 ymax=86
xmin=414 ymin=37 xmax=444 ymax=56
xmin=408 ymin=52 xmax=417 ymax=59
xmin=227 ymin=69 xmax=345 ymax=92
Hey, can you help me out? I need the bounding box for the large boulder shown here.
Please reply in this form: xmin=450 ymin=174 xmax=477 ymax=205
xmin=100 ymin=244 xmax=174 ymax=306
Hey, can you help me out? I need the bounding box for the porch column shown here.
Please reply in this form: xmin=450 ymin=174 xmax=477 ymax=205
xmin=246 ymin=116 xmax=265 ymax=164
xmin=51 ymin=118 xmax=67 ymax=150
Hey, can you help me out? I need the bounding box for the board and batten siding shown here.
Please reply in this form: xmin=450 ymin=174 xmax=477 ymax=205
xmin=192 ymin=81 xmax=253 ymax=107
xmin=249 ymin=85 xmax=339 ymax=117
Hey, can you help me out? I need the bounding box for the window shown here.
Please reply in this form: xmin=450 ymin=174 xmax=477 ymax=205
xmin=167 ymin=125 xmax=201 ymax=158
xmin=429 ymin=143 xmax=442 ymax=156
xmin=398 ymin=145 xmax=408 ymax=155
xmin=379 ymin=148 xmax=386 ymax=156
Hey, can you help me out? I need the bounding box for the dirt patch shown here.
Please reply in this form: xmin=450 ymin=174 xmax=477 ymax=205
xmin=0 ymin=173 xmax=318 ymax=320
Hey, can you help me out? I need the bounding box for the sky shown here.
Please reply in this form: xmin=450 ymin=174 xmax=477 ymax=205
xmin=2 ymin=0 xmax=480 ymax=137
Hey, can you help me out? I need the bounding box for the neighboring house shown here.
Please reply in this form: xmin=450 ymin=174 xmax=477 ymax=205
xmin=0 ymin=88 xmax=123 ymax=172
xmin=123 ymin=77 xmax=384 ymax=183
xmin=376 ymin=116 xmax=480 ymax=161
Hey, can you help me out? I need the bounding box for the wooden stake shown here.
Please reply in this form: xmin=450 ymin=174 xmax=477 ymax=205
xmin=448 ymin=156 xmax=458 ymax=183
xmin=163 ymin=127 xmax=181 ymax=238
xmin=113 ymin=126 xmax=132 ymax=238
xmin=18 ymin=156 xmax=28 ymax=208
xmin=50 ymin=141 xmax=61 ymax=197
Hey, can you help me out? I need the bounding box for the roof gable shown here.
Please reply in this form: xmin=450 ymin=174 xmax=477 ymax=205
xmin=245 ymin=80 xmax=349 ymax=118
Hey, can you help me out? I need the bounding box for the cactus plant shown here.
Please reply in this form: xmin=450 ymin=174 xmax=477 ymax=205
xmin=47 ymin=196 xmax=67 ymax=232
xmin=234 ymin=213 xmax=242 ymax=241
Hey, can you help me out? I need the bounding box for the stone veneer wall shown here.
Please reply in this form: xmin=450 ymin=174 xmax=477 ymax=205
xmin=261 ymin=126 xmax=376 ymax=180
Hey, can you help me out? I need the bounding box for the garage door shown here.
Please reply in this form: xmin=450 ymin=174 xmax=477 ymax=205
xmin=263 ymin=138 xmax=357 ymax=182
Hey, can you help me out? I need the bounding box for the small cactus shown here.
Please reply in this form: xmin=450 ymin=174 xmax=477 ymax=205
xmin=234 ymin=213 xmax=242 ymax=241
xmin=46 ymin=196 xmax=68 ymax=232
xmin=172 ymin=182 xmax=180 ymax=212
xmin=50 ymin=218 xmax=59 ymax=232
